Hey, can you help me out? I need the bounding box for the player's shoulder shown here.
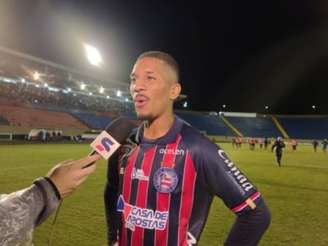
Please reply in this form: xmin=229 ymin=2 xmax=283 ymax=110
xmin=179 ymin=119 xmax=217 ymax=152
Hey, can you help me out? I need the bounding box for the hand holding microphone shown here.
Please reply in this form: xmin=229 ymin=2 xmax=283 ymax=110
xmin=47 ymin=155 xmax=101 ymax=198
xmin=50 ymin=117 xmax=135 ymax=197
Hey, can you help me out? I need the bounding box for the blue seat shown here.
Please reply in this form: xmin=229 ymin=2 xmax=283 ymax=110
xmin=278 ymin=117 xmax=328 ymax=139
xmin=72 ymin=112 xmax=112 ymax=129
xmin=176 ymin=111 xmax=234 ymax=136
xmin=226 ymin=116 xmax=280 ymax=137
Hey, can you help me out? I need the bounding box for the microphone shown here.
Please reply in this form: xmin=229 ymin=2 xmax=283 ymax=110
xmin=83 ymin=117 xmax=136 ymax=168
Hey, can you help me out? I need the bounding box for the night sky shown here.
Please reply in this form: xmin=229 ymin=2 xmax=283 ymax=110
xmin=1 ymin=0 xmax=328 ymax=114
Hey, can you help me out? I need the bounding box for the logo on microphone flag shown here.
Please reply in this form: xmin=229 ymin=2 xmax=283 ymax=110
xmin=90 ymin=131 xmax=121 ymax=160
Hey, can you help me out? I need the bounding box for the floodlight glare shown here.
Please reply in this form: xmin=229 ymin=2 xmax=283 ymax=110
xmin=33 ymin=72 xmax=40 ymax=81
xmin=83 ymin=43 xmax=103 ymax=67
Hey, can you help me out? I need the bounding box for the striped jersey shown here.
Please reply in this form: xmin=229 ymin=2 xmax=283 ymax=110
xmin=106 ymin=116 xmax=262 ymax=246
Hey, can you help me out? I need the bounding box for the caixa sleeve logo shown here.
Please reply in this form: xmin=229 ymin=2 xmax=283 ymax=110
xmin=90 ymin=131 xmax=120 ymax=160
xmin=117 ymin=195 xmax=168 ymax=232
xmin=217 ymin=149 xmax=254 ymax=193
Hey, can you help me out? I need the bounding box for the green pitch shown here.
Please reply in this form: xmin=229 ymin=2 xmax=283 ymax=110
xmin=0 ymin=143 xmax=327 ymax=245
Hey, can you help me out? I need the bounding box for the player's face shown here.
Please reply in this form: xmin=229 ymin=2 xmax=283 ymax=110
xmin=130 ymin=57 xmax=180 ymax=121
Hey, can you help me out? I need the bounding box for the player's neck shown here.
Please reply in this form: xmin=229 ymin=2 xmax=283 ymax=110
xmin=143 ymin=112 xmax=175 ymax=140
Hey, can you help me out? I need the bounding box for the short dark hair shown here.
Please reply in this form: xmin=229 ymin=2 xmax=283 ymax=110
xmin=137 ymin=51 xmax=180 ymax=82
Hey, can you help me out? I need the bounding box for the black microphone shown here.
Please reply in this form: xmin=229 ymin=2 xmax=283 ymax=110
xmin=83 ymin=117 xmax=136 ymax=168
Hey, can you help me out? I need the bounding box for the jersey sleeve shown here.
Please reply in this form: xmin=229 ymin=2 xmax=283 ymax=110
xmin=194 ymin=139 xmax=262 ymax=216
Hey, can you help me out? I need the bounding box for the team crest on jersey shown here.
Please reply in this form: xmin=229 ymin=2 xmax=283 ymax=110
xmin=153 ymin=167 xmax=178 ymax=193
xmin=117 ymin=195 xmax=168 ymax=231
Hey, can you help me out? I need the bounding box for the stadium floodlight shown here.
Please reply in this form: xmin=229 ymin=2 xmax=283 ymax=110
xmin=183 ymin=101 xmax=188 ymax=108
xmin=222 ymin=104 xmax=226 ymax=109
xmin=33 ymin=72 xmax=40 ymax=81
xmin=265 ymin=105 xmax=269 ymax=110
xmin=80 ymin=83 xmax=86 ymax=90
xmin=99 ymin=86 xmax=105 ymax=94
xmin=116 ymin=90 xmax=122 ymax=97
xmin=83 ymin=43 xmax=103 ymax=67
xmin=312 ymin=105 xmax=316 ymax=109
xmin=48 ymin=87 xmax=60 ymax=92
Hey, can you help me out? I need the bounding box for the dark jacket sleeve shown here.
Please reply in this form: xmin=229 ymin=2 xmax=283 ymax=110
xmin=104 ymin=151 xmax=120 ymax=245
xmin=0 ymin=177 xmax=60 ymax=245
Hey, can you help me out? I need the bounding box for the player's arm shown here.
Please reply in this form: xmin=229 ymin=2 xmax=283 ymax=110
xmin=198 ymin=142 xmax=271 ymax=246
xmin=104 ymin=151 xmax=121 ymax=245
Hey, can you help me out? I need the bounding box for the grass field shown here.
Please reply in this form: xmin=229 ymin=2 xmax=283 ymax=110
xmin=0 ymin=143 xmax=327 ymax=245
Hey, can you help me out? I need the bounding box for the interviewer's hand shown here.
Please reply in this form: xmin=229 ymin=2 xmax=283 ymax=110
xmin=47 ymin=155 xmax=101 ymax=198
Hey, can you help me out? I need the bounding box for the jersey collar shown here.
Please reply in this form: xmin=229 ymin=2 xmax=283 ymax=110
xmin=136 ymin=116 xmax=184 ymax=145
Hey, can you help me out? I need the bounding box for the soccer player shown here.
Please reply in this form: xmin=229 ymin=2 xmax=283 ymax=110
xmin=290 ymin=139 xmax=298 ymax=151
xmin=264 ymin=137 xmax=270 ymax=150
xmin=258 ymin=138 xmax=264 ymax=149
xmin=248 ymin=137 xmax=256 ymax=150
xmin=232 ymin=137 xmax=236 ymax=148
xmin=104 ymin=51 xmax=271 ymax=246
xmin=312 ymin=139 xmax=319 ymax=152
xmin=235 ymin=136 xmax=242 ymax=149
xmin=271 ymin=137 xmax=285 ymax=167
xmin=322 ymin=139 xmax=328 ymax=153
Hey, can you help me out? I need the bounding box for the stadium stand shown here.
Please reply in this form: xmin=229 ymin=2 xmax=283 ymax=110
xmin=277 ymin=116 xmax=328 ymax=139
xmin=225 ymin=116 xmax=281 ymax=138
xmin=71 ymin=112 xmax=112 ymax=129
xmin=176 ymin=111 xmax=234 ymax=136
xmin=122 ymin=111 xmax=138 ymax=120
xmin=0 ymin=105 xmax=88 ymax=130
xmin=1 ymin=47 xmax=328 ymax=141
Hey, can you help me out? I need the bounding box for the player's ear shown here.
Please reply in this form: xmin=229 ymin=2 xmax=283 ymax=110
xmin=170 ymin=82 xmax=181 ymax=100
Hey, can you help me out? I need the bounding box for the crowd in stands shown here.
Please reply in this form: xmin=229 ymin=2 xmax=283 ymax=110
xmin=0 ymin=80 xmax=133 ymax=114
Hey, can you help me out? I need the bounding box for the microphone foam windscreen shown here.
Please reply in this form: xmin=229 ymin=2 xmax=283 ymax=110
xmin=104 ymin=117 xmax=136 ymax=143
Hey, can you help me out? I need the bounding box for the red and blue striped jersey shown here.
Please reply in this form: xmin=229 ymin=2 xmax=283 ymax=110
xmin=105 ymin=116 xmax=262 ymax=246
